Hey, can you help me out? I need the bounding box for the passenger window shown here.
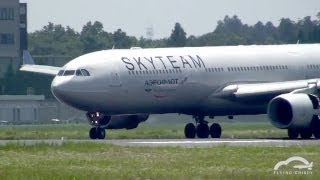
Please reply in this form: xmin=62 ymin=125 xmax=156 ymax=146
xmin=63 ymin=70 xmax=75 ymax=76
xmin=76 ymin=70 xmax=83 ymax=76
xmin=81 ymin=69 xmax=91 ymax=76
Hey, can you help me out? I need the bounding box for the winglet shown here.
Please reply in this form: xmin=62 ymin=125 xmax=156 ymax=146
xmin=23 ymin=50 xmax=35 ymax=65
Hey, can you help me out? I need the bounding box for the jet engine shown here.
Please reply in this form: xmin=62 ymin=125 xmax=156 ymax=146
xmin=106 ymin=114 xmax=149 ymax=130
xmin=267 ymin=93 xmax=319 ymax=129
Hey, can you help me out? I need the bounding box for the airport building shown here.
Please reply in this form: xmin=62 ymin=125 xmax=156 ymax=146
xmin=0 ymin=1 xmax=85 ymax=124
xmin=0 ymin=0 xmax=27 ymax=78
xmin=0 ymin=95 xmax=85 ymax=124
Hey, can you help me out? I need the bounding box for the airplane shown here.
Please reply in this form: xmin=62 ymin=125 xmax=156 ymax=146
xmin=20 ymin=44 xmax=320 ymax=140
xmin=293 ymin=162 xmax=313 ymax=170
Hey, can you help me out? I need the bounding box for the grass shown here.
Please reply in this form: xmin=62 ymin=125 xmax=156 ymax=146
xmin=0 ymin=122 xmax=317 ymax=179
xmin=0 ymin=122 xmax=288 ymax=140
xmin=0 ymin=142 xmax=318 ymax=179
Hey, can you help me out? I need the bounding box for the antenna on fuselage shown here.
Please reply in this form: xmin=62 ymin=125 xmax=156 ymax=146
xmin=112 ymin=45 xmax=115 ymax=49
xmin=297 ymin=40 xmax=300 ymax=44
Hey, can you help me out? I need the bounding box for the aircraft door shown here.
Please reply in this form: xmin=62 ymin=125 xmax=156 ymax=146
xmin=109 ymin=72 xmax=122 ymax=87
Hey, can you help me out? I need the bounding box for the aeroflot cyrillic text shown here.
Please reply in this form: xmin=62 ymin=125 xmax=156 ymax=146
xmin=121 ymin=55 xmax=206 ymax=70
xmin=145 ymin=79 xmax=179 ymax=86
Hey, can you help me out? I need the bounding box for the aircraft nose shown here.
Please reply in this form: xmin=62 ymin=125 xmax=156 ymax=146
xmin=51 ymin=77 xmax=70 ymax=103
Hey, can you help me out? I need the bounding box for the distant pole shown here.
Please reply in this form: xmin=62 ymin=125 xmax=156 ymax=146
xmin=146 ymin=26 xmax=154 ymax=40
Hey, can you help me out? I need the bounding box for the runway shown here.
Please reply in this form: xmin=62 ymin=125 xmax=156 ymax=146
xmin=0 ymin=139 xmax=319 ymax=147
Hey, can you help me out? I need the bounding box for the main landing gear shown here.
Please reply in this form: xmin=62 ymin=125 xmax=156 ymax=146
xmin=184 ymin=115 xmax=222 ymax=139
xmin=287 ymin=116 xmax=320 ymax=139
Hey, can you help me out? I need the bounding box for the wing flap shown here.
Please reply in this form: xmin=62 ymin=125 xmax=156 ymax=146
xmin=213 ymin=79 xmax=320 ymax=99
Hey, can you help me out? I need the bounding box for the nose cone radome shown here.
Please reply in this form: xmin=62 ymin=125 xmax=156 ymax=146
xmin=51 ymin=77 xmax=71 ymax=103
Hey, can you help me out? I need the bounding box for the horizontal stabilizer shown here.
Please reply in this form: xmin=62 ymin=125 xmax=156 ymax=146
xmin=20 ymin=51 xmax=61 ymax=76
xmin=20 ymin=65 xmax=60 ymax=75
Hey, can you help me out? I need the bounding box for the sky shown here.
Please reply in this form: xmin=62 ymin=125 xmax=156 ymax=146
xmin=23 ymin=0 xmax=320 ymax=39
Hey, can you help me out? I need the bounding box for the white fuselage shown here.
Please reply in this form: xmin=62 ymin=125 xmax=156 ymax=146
xmin=51 ymin=44 xmax=320 ymax=116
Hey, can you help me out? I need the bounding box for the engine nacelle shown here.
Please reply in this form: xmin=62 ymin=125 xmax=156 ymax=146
xmin=267 ymin=93 xmax=319 ymax=129
xmin=106 ymin=114 xmax=149 ymax=130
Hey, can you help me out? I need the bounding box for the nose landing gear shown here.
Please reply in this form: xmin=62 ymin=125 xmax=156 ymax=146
xmin=86 ymin=112 xmax=110 ymax=140
xmin=184 ymin=115 xmax=222 ymax=139
xmin=89 ymin=127 xmax=106 ymax=139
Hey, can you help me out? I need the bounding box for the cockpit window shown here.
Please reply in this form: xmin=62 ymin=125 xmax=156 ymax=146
xmin=63 ymin=70 xmax=75 ymax=76
xmin=57 ymin=70 xmax=64 ymax=76
xmin=76 ymin=69 xmax=83 ymax=76
xmin=81 ymin=69 xmax=90 ymax=76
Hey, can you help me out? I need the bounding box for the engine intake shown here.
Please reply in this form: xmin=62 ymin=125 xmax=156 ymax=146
xmin=268 ymin=93 xmax=319 ymax=129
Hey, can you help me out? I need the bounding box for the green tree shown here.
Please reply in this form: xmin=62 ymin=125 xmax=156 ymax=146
xmin=167 ymin=23 xmax=187 ymax=47
xmin=278 ymin=18 xmax=298 ymax=43
xmin=112 ymin=29 xmax=135 ymax=49
xmin=29 ymin=22 xmax=82 ymax=57
xmin=80 ymin=21 xmax=113 ymax=53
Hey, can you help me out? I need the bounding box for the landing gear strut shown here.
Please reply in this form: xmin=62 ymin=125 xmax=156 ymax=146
xmin=89 ymin=127 xmax=106 ymax=139
xmin=287 ymin=116 xmax=320 ymax=139
xmin=86 ymin=112 xmax=110 ymax=140
xmin=184 ymin=115 xmax=222 ymax=139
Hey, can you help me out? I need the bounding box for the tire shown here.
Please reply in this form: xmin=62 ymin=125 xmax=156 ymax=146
xmin=300 ymin=128 xmax=312 ymax=139
xmin=89 ymin=128 xmax=98 ymax=139
xmin=311 ymin=118 xmax=320 ymax=139
xmin=97 ymin=128 xmax=106 ymax=139
xmin=184 ymin=123 xmax=196 ymax=139
xmin=288 ymin=128 xmax=299 ymax=139
xmin=210 ymin=123 xmax=222 ymax=138
xmin=196 ymin=123 xmax=209 ymax=139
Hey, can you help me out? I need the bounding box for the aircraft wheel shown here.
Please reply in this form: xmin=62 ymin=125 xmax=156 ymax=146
xmin=196 ymin=123 xmax=209 ymax=139
xmin=97 ymin=127 xmax=106 ymax=139
xmin=300 ymin=128 xmax=313 ymax=139
xmin=311 ymin=118 xmax=320 ymax=139
xmin=210 ymin=123 xmax=222 ymax=138
xmin=184 ymin=123 xmax=196 ymax=139
xmin=288 ymin=128 xmax=299 ymax=139
xmin=89 ymin=127 xmax=98 ymax=139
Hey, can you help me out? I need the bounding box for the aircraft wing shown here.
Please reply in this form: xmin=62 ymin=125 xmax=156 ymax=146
xmin=19 ymin=50 xmax=61 ymax=76
xmin=213 ymin=79 xmax=320 ymax=100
